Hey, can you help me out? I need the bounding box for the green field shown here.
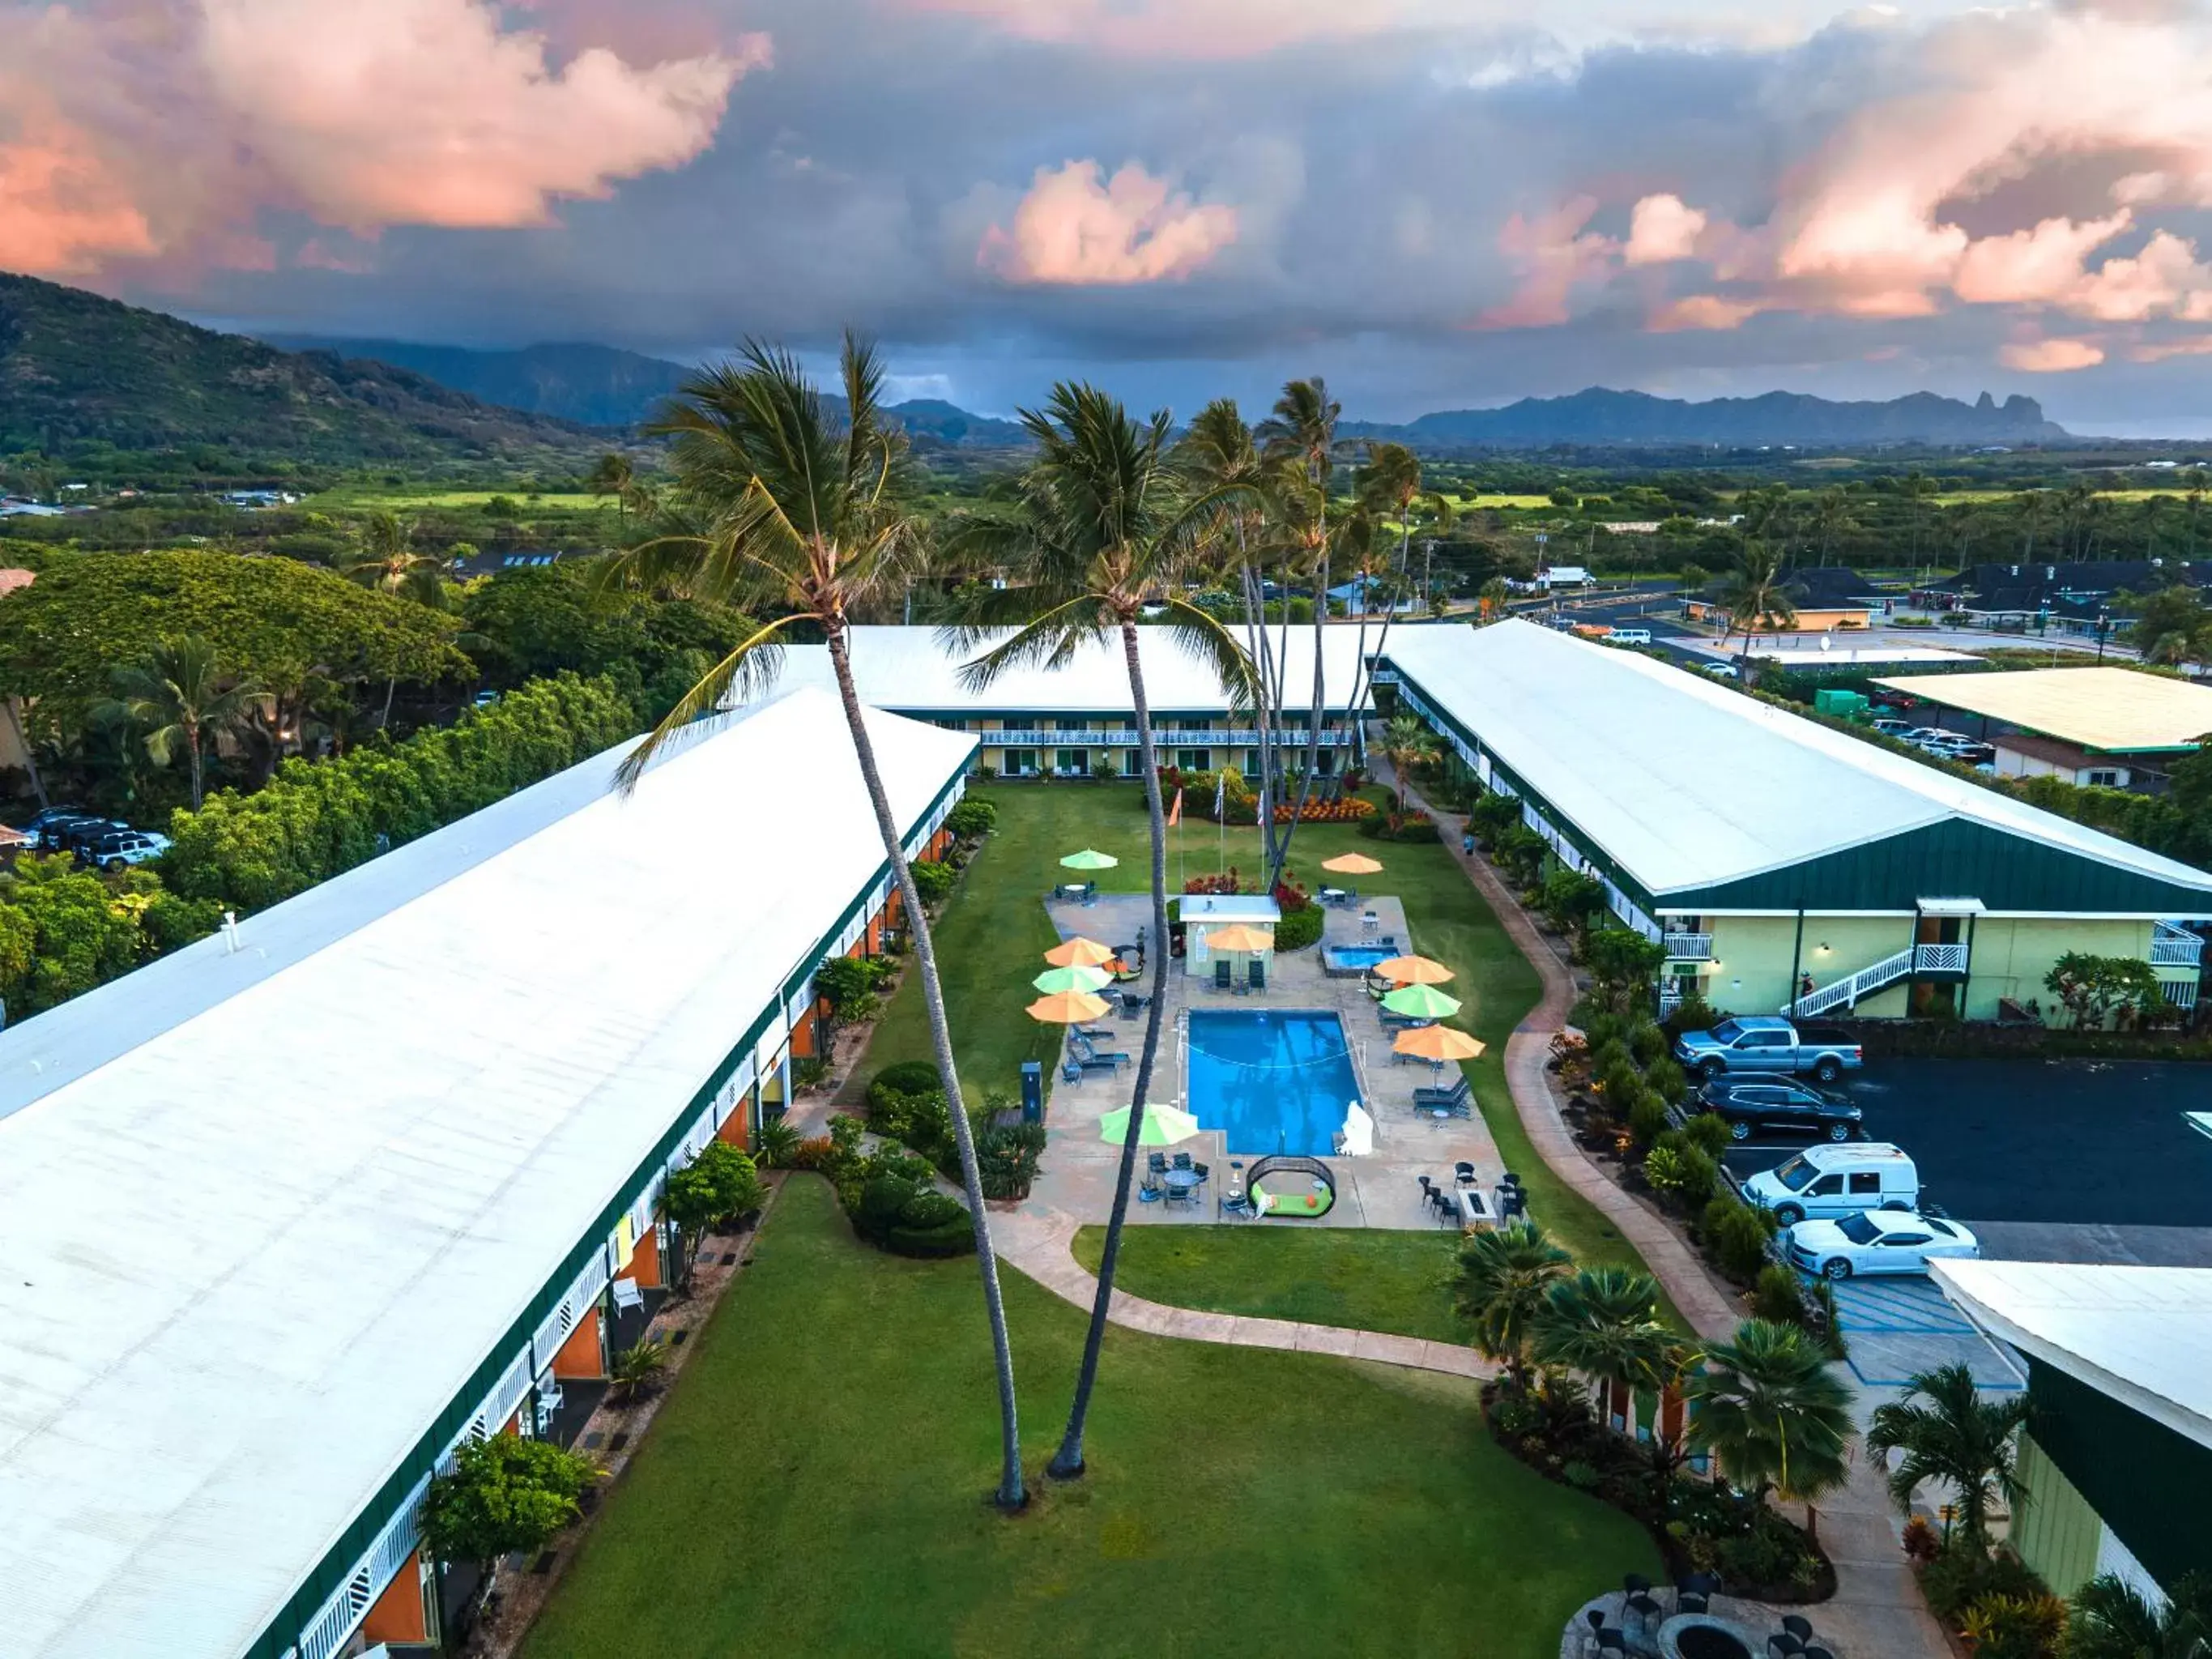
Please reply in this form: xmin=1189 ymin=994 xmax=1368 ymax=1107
xmin=304 ymin=488 xmax=616 ymax=511
xmin=858 ymin=783 xmax=1672 ymax=1309
xmin=520 ymin=1178 xmax=1657 ymax=1659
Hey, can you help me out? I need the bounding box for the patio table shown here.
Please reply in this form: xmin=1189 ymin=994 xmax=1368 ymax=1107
xmin=1162 ymin=1169 xmax=1203 ymax=1192
xmin=1456 ymin=1188 xmax=1494 ymax=1226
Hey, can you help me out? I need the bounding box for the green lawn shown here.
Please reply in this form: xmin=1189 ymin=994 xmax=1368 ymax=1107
xmin=856 ymin=782 xmax=1679 ymax=1326
xmin=522 ymin=1179 xmax=1656 ymax=1658
xmin=1072 ymin=1225 xmax=1473 ymax=1343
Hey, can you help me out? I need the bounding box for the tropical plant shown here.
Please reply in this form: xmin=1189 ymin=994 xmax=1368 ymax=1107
xmin=1864 ymin=1363 xmax=2029 ymax=1550
xmin=2065 ymin=1570 xmax=2212 ymax=1659
xmin=95 ymin=634 xmax=272 ymax=809
xmin=1686 ymin=1318 xmax=1856 ymax=1509
xmin=944 ymin=381 xmax=1253 ymax=1482
xmin=661 ymin=1141 xmax=765 ymax=1289
xmin=1531 ymin=1265 xmax=1673 ymax=1429
xmin=609 ymin=1337 xmax=668 ymax=1404
xmin=2044 ymin=951 xmax=2164 ymax=1029
xmin=1717 ymin=542 xmax=1800 ymax=655
xmin=604 ymin=335 xmax=1028 ymax=1511
xmin=1452 ymin=1219 xmax=1574 ymax=1388
xmin=752 ymin=1115 xmax=801 ymax=1169
xmin=1379 ymin=712 xmax=1439 ymax=815
xmin=419 ymin=1434 xmax=597 ymax=1571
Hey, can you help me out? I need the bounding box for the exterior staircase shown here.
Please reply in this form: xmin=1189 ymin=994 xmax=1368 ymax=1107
xmin=1784 ymin=943 xmax=1967 ymax=1017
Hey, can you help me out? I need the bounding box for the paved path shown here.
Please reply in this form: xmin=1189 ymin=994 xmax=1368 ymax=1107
xmin=1407 ymin=778 xmax=1950 ymax=1659
xmin=993 ymin=1206 xmax=1494 ymax=1380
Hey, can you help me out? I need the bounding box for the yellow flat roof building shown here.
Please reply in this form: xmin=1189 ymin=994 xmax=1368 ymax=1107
xmin=1873 ymin=667 xmax=2212 ymax=755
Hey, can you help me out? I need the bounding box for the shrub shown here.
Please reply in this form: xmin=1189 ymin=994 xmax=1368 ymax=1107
xmin=1752 ymin=1263 xmax=1808 ymax=1325
xmin=1662 ymin=992 xmax=1722 ymax=1038
xmin=815 ymin=954 xmax=894 ymax=1015
xmin=870 ymin=1060 xmax=942 ymax=1102
xmin=1958 ymin=1593 xmax=2066 ymax=1659
xmin=1901 ymin=1516 xmax=1941 ymax=1563
xmin=1628 ymin=1021 xmax=1669 ymax=1066
xmin=752 ymin=1117 xmax=801 ymax=1168
xmin=978 ymin=1120 xmax=1046 ymax=1200
xmin=1626 ymin=1088 xmax=1671 ymax=1149
xmin=910 ymin=859 xmax=956 ymax=906
xmin=786 ymin=1133 xmax=836 ymax=1171
xmin=1357 ymin=808 xmax=1434 ymax=839
xmin=851 ymin=1174 xmax=977 ymax=1258
xmin=1921 ymin=1544 xmax=2051 ymax=1624
xmin=944 ymin=798 xmax=997 ymax=838
xmin=1274 ymin=906 xmax=1323 ymax=951
xmin=420 ymin=1435 xmax=597 ymax=1568
xmin=1702 ymin=1193 xmax=1777 ymax=1282
xmin=1562 ymin=1460 xmax=1603 ymax=1491
xmin=1643 ymin=1054 xmax=1688 ymax=1102
xmin=791 ymin=1055 xmax=832 ymax=1093
xmin=1645 ymin=1132 xmax=1717 ymax=1204
xmin=1680 ymin=1110 xmax=1733 ymax=1156
xmin=609 ymin=1337 xmax=668 ymax=1404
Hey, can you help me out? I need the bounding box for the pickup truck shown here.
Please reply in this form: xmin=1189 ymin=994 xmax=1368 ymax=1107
xmin=1673 ymin=1016 xmax=1864 ymax=1084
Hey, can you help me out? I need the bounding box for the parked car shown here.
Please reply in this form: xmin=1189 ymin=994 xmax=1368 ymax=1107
xmin=81 ymin=829 xmax=170 ymax=871
xmin=1742 ymin=1141 xmax=1920 ymax=1226
xmin=1702 ymin=662 xmax=1741 ymax=680
xmin=1673 ymin=1017 xmax=1864 ymax=1083
xmin=1902 ymin=727 xmax=1951 ymax=747
xmin=1605 ymin=628 xmax=1654 ymax=646
xmin=1696 ymin=1077 xmax=1862 ymax=1141
xmin=32 ymin=812 xmax=112 ymax=853
xmin=1870 ymin=718 xmax=1913 ymax=739
xmin=19 ymin=805 xmax=87 ymax=840
xmin=1784 ymin=1209 xmax=1980 ymax=1279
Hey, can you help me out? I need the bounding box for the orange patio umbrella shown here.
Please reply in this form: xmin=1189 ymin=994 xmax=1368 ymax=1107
xmin=1375 ymin=953 xmax=1454 ymax=985
xmin=1044 ymin=936 xmax=1119 ymax=969
xmin=1026 ymin=988 xmax=1112 ymax=1024
xmin=1392 ymin=1025 xmax=1486 ymax=1063
xmin=1203 ymin=923 xmax=1276 ymax=953
xmin=1322 ymin=852 xmax=1384 ymax=875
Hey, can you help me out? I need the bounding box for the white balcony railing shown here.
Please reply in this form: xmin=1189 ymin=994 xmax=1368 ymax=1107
xmin=973 ymin=727 xmax=1354 ymax=748
xmin=1663 ymin=932 xmax=1713 ymax=961
xmin=1914 ymin=943 xmax=1969 ymax=975
xmin=2153 ymin=922 xmax=2204 ymax=966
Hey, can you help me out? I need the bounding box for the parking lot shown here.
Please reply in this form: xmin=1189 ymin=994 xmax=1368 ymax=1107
xmin=1723 ymin=1056 xmax=2212 ymax=1267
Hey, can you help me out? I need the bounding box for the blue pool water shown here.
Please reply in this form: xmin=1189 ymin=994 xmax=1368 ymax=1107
xmin=1323 ymin=944 xmax=1396 ymax=971
xmin=1187 ymin=1009 xmax=1361 ymax=1157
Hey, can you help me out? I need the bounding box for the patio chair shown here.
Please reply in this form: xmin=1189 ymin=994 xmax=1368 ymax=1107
xmin=1247 ymin=958 xmax=1267 ymax=992
xmin=611 ymin=1277 xmax=645 ymax=1313
xmin=1192 ymin=1162 xmax=1209 ymax=1182
xmin=1138 ymin=1175 xmax=1163 ymax=1205
xmin=1148 ymin=1151 xmax=1168 ymax=1174
xmin=1172 ymin=1150 xmax=1193 ymax=1171
xmin=1780 ymin=1618 xmax=1813 ymax=1643
xmin=1119 ymin=990 xmax=1152 ymax=1018
xmin=1213 ymin=958 xmax=1233 ymax=992
xmin=1454 ymin=1162 xmax=1476 ymax=1187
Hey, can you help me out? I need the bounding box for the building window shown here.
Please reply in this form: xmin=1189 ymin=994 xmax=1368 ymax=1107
xmin=2086 ymin=770 xmax=2121 ymax=787
xmin=1178 ymin=748 xmax=1212 ymax=772
xmin=1055 ymin=747 xmax=1085 ymax=776
xmin=1121 ymin=749 xmax=1142 ymax=778
xmin=1003 ymin=748 xmax=1038 ymax=777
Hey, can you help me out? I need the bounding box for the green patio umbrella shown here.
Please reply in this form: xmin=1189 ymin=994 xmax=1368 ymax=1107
xmin=1033 ymin=963 xmax=1112 ymax=995
xmin=1098 ymin=1101 xmax=1202 ymax=1146
xmin=1059 ymin=848 xmax=1119 ymax=871
xmin=1382 ymin=983 xmax=1464 ymax=1019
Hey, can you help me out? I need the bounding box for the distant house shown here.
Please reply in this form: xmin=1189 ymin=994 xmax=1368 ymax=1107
xmin=1920 ymin=561 xmax=2210 ymax=637
xmin=1686 ymin=565 xmax=1882 ymax=633
xmin=1873 ymin=664 xmax=2212 ymax=793
xmin=0 ymin=498 xmax=64 ymax=519
xmin=219 ymin=488 xmax=300 ymax=509
xmin=450 ymin=547 xmax=582 ymax=580
xmin=1533 ymin=565 xmax=1593 ymax=590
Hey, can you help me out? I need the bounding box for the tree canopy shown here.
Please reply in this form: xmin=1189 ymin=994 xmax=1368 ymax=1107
xmin=0 ymin=551 xmax=469 ymax=740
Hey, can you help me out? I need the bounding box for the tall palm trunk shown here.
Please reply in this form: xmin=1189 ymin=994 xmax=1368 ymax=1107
xmin=826 ymin=625 xmax=1026 ymax=1511
xmin=4 ymin=699 xmax=47 ymax=812
xmin=1268 ymin=547 xmax=1329 ymax=889
xmin=1050 ymin=620 xmax=1173 ymax=1478
xmin=185 ymin=720 xmax=205 ymax=810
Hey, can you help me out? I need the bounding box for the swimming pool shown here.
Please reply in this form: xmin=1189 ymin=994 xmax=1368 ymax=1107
xmin=1186 ymin=1009 xmax=1361 ymax=1157
xmin=1321 ymin=938 xmax=1400 ymax=977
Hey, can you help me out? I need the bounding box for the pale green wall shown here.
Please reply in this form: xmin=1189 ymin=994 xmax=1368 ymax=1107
xmin=1688 ymin=913 xmax=2172 ymax=1023
xmin=2013 ymin=1431 xmax=2104 ymax=1598
xmin=1961 ymin=918 xmax=2154 ymax=1019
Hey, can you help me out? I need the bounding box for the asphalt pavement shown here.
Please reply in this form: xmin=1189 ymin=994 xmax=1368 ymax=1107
xmin=1722 ymin=1057 xmax=2212 ymax=1265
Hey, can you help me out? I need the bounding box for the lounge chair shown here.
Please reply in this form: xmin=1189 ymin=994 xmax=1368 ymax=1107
xmin=1119 ymin=990 xmax=1152 ymax=1018
xmin=1213 ymin=958 xmax=1233 ymax=993
xmin=1415 ymin=1075 xmax=1471 ymax=1107
xmin=1379 ymin=1009 xmax=1431 ymax=1031
xmin=1247 ymin=958 xmax=1266 ymax=993
xmin=1068 ymin=1036 xmax=1129 ymax=1075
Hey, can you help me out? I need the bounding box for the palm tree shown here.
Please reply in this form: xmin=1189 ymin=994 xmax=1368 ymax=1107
xmin=588 ymin=451 xmax=634 ymax=522
xmin=1686 ymin=1319 xmax=1856 ymax=1511
xmin=98 ymin=635 xmax=271 ymax=809
xmin=606 ymin=335 xmax=1029 ymax=1512
xmin=1531 ymin=1266 xmax=1673 ymax=1431
xmin=1379 ymin=713 xmax=1438 ymax=817
xmin=1256 ymin=377 xmax=1344 ymax=868
xmin=944 ymin=383 xmax=1253 ymax=1481
xmin=1718 ymin=542 xmax=1797 ymax=655
xmin=1864 ymin=1362 xmax=2028 ymax=1550
xmin=1348 ymin=441 xmax=1454 ymax=763
xmin=2065 ymin=1571 xmax=2212 ymax=1659
xmin=2016 ymin=489 xmax=2052 ymax=562
xmin=1452 ymin=1220 xmax=1571 ymax=1388
xmin=339 ymin=513 xmax=452 ymax=727
xmin=1813 ymin=486 xmax=1855 ymax=569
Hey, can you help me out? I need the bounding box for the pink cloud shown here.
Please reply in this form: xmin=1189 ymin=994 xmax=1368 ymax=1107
xmin=980 ymin=160 xmax=1238 ymax=285
xmin=1951 ymin=214 xmax=2133 ymax=305
xmin=1623 ymin=194 xmax=1707 ymax=266
xmin=1999 ymin=336 xmax=2107 ymax=372
xmin=893 ymin=0 xmax=1408 ymax=58
xmin=1648 ymin=294 xmax=1767 ymax=331
xmin=0 ymin=0 xmax=761 ymax=278
xmin=1475 ymin=197 xmax=1617 ymax=328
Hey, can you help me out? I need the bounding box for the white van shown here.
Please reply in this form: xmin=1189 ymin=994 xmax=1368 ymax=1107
xmin=1605 ymin=628 xmax=1653 ymax=646
xmin=1741 ymin=1142 xmax=1919 ymax=1227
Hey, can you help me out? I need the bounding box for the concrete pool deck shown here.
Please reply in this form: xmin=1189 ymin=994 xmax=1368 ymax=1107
xmin=1020 ymin=891 xmax=1507 ymax=1232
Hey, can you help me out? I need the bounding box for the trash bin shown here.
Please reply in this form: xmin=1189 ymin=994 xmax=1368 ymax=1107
xmin=1021 ymin=1060 xmax=1043 ymax=1124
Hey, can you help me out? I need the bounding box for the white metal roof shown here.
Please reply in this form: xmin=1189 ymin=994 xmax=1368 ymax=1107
xmin=777 ymin=624 xmax=1372 ymax=715
xmin=0 ymin=688 xmax=972 ymax=1659
xmin=1383 ymin=621 xmax=2212 ymax=905
xmin=1932 ymin=1260 xmax=2212 ymax=1453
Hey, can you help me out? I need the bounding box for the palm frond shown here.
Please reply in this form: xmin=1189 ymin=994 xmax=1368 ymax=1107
xmin=948 ymin=596 xmax=1110 ymax=693
xmin=612 ymin=614 xmax=802 ymax=795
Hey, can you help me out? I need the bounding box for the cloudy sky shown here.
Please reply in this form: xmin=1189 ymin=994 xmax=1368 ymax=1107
xmin=10 ymin=0 xmax=2212 ymax=429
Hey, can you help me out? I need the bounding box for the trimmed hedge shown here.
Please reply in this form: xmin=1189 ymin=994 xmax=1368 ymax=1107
xmin=162 ymin=672 xmax=641 ymax=911
xmin=1274 ymin=905 xmax=1323 ymax=951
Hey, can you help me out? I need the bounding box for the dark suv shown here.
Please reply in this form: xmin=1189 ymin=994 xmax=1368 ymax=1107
xmin=1696 ymin=1077 xmax=1862 ymax=1142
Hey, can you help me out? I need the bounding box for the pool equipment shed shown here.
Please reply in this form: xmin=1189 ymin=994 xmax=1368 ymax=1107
xmin=1181 ymin=893 xmax=1283 ymax=979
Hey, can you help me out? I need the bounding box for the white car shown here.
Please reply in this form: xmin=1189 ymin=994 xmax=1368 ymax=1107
xmin=1784 ymin=1209 xmax=1980 ymax=1279
xmin=1702 ymin=662 xmax=1741 ymax=679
